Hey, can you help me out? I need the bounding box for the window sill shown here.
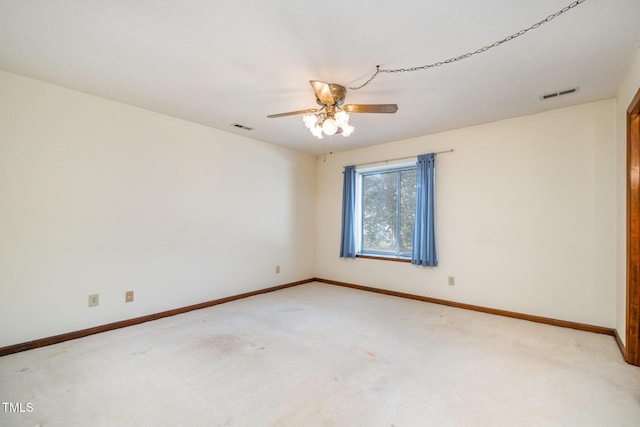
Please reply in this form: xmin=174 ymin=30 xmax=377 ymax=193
xmin=356 ymin=254 xmax=411 ymax=263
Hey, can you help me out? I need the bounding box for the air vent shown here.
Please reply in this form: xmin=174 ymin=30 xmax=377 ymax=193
xmin=231 ymin=123 xmax=254 ymax=131
xmin=541 ymin=87 xmax=578 ymax=100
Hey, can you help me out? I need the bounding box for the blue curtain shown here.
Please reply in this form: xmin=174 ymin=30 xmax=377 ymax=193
xmin=412 ymin=153 xmax=437 ymax=266
xmin=340 ymin=165 xmax=357 ymax=258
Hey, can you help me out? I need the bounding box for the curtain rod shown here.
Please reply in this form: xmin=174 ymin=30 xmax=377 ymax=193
xmin=354 ymin=149 xmax=454 ymax=168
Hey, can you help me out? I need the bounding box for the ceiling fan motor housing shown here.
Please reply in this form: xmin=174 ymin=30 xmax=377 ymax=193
xmin=315 ymin=83 xmax=346 ymax=106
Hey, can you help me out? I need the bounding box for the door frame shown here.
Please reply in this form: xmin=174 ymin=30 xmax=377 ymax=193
xmin=626 ymin=87 xmax=640 ymax=366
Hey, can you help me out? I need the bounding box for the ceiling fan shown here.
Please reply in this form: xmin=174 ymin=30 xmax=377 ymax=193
xmin=267 ymin=80 xmax=398 ymax=139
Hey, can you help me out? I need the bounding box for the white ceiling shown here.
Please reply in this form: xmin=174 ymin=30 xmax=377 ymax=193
xmin=1 ymin=0 xmax=639 ymax=155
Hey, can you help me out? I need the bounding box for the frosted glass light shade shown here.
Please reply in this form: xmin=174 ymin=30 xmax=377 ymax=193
xmin=311 ymin=125 xmax=323 ymax=138
xmin=322 ymin=118 xmax=338 ymax=135
xmin=302 ymin=114 xmax=317 ymax=129
xmin=335 ymin=111 xmax=349 ymax=127
xmin=341 ymin=124 xmax=355 ymax=137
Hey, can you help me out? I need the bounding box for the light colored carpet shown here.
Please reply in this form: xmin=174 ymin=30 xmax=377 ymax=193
xmin=1 ymin=282 xmax=639 ymax=426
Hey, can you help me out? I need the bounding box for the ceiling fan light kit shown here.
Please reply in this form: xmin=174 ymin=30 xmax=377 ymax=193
xmin=303 ymin=110 xmax=353 ymax=139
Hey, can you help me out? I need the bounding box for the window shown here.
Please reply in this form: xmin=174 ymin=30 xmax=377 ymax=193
xmin=359 ymin=165 xmax=416 ymax=258
xmin=340 ymin=154 xmax=437 ymax=266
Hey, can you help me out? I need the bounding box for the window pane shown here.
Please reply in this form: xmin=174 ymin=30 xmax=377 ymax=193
xmin=399 ymin=169 xmax=416 ymax=254
xmin=362 ymin=172 xmax=398 ymax=252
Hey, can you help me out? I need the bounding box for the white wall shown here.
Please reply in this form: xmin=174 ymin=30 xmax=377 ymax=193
xmin=616 ymin=45 xmax=640 ymax=344
xmin=316 ymin=100 xmax=617 ymax=327
xmin=0 ymin=71 xmax=316 ymax=348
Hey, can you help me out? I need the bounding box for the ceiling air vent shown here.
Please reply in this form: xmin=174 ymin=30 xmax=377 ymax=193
xmin=541 ymin=87 xmax=578 ymax=100
xmin=231 ymin=123 xmax=254 ymax=131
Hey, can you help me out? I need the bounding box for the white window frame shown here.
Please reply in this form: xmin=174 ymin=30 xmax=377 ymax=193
xmin=356 ymin=162 xmax=416 ymax=259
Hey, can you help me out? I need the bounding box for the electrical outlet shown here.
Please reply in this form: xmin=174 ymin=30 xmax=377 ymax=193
xmin=448 ymin=276 xmax=455 ymax=286
xmin=275 ymin=265 xmax=280 ymax=274
xmin=88 ymin=294 xmax=99 ymax=307
xmin=125 ymin=291 xmax=134 ymax=303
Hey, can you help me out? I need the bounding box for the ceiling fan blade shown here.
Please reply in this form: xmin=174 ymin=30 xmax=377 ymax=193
xmin=267 ymin=108 xmax=319 ymax=118
xmin=309 ymin=80 xmax=335 ymax=105
xmin=344 ymin=104 xmax=398 ymax=114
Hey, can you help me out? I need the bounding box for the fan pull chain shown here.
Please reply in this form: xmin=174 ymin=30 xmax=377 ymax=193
xmin=347 ymin=0 xmax=587 ymax=91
